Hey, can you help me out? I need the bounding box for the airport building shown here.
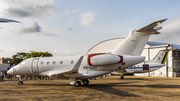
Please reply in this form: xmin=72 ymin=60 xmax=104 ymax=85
xmin=0 ymin=59 xmax=11 ymax=71
xmin=136 ymin=41 xmax=180 ymax=77
xmin=86 ymin=38 xmax=180 ymax=77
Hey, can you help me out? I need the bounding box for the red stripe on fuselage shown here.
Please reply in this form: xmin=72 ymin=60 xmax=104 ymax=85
xmin=87 ymin=53 xmax=105 ymax=66
xmin=118 ymin=55 xmax=123 ymax=63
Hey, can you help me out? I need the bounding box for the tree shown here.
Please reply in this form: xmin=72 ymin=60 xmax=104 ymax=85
xmin=24 ymin=52 xmax=53 ymax=59
xmin=1 ymin=57 xmax=12 ymax=60
xmin=10 ymin=52 xmax=28 ymax=66
xmin=10 ymin=52 xmax=53 ymax=66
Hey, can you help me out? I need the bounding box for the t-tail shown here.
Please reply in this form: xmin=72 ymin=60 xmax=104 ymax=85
xmin=112 ymin=19 xmax=167 ymax=55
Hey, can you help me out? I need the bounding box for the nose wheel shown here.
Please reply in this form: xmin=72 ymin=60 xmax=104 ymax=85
xmin=18 ymin=81 xmax=23 ymax=85
xmin=18 ymin=75 xmax=23 ymax=85
xmin=121 ymin=76 xmax=124 ymax=80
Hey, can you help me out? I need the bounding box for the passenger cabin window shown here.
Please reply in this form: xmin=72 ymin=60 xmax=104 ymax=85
xmin=47 ymin=61 xmax=50 ymax=65
xmin=71 ymin=61 xmax=74 ymax=64
xmin=41 ymin=62 xmax=43 ymax=65
xmin=53 ymin=61 xmax=56 ymax=65
xmin=60 ymin=61 xmax=63 ymax=64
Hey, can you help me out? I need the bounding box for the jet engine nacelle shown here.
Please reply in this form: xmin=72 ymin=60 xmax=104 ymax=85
xmin=88 ymin=53 xmax=122 ymax=66
xmin=123 ymin=55 xmax=145 ymax=67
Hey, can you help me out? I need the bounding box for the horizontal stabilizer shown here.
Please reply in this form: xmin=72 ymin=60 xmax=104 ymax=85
xmin=136 ymin=19 xmax=167 ymax=32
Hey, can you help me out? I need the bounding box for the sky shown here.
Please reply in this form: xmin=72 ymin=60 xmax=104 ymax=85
xmin=0 ymin=0 xmax=180 ymax=58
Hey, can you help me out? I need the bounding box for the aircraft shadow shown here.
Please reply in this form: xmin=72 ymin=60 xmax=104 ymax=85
xmin=26 ymin=81 xmax=139 ymax=97
xmin=107 ymin=77 xmax=155 ymax=81
xmin=84 ymin=82 xmax=139 ymax=97
xmin=118 ymin=84 xmax=180 ymax=88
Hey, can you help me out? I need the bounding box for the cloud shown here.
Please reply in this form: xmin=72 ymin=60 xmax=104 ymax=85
xmin=67 ymin=28 xmax=72 ymax=31
xmin=0 ymin=0 xmax=54 ymax=18
xmin=44 ymin=31 xmax=58 ymax=36
xmin=68 ymin=10 xmax=77 ymax=16
xmin=80 ymin=12 xmax=95 ymax=27
xmin=52 ymin=49 xmax=83 ymax=56
xmin=20 ymin=22 xmax=42 ymax=34
xmin=19 ymin=22 xmax=58 ymax=36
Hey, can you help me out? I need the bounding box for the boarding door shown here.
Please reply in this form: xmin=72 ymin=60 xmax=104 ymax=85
xmin=32 ymin=59 xmax=39 ymax=73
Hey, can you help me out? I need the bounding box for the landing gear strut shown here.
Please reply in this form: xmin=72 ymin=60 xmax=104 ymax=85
xmin=121 ymin=76 xmax=124 ymax=80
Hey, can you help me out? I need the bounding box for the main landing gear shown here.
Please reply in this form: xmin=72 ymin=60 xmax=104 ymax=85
xmin=82 ymin=80 xmax=89 ymax=85
xmin=120 ymin=76 xmax=124 ymax=80
xmin=74 ymin=81 xmax=81 ymax=87
xmin=70 ymin=79 xmax=89 ymax=87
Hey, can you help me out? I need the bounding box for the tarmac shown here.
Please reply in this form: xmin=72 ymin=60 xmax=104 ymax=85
xmin=1 ymin=76 xmax=180 ymax=101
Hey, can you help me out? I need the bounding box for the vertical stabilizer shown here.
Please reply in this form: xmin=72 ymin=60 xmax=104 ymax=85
xmin=112 ymin=19 xmax=167 ymax=56
xmin=149 ymin=50 xmax=169 ymax=64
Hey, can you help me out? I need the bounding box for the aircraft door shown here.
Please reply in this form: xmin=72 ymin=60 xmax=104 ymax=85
xmin=32 ymin=59 xmax=39 ymax=73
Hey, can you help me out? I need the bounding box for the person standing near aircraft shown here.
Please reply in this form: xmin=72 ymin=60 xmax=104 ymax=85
xmin=0 ymin=71 xmax=4 ymax=81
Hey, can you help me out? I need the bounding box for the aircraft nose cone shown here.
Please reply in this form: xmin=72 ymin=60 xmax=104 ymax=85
xmin=7 ymin=68 xmax=13 ymax=75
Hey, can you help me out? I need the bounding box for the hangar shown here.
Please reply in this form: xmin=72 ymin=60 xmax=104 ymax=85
xmin=86 ymin=38 xmax=180 ymax=77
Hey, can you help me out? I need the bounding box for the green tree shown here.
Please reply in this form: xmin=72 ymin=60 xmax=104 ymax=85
xmin=10 ymin=52 xmax=28 ymax=66
xmin=24 ymin=52 xmax=53 ymax=59
xmin=10 ymin=52 xmax=53 ymax=66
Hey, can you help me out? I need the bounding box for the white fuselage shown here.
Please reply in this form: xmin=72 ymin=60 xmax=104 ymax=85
xmin=8 ymin=54 xmax=145 ymax=80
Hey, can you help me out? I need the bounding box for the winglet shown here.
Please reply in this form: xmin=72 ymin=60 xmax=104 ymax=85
xmin=136 ymin=19 xmax=167 ymax=32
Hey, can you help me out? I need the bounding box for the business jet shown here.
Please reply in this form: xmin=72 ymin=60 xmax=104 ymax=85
xmin=111 ymin=49 xmax=171 ymax=79
xmin=7 ymin=19 xmax=167 ymax=87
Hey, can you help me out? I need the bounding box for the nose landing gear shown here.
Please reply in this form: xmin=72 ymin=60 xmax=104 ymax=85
xmin=120 ymin=76 xmax=124 ymax=80
xmin=18 ymin=81 xmax=23 ymax=85
xmin=18 ymin=75 xmax=23 ymax=85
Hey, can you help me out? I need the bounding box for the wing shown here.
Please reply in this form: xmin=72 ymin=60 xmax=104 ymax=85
xmin=0 ymin=18 xmax=21 ymax=23
xmin=40 ymin=56 xmax=84 ymax=79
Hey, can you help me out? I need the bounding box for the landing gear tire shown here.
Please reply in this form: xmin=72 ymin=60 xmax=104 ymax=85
xmin=74 ymin=81 xmax=81 ymax=87
xmin=18 ymin=81 xmax=23 ymax=85
xmin=83 ymin=80 xmax=89 ymax=85
xmin=121 ymin=76 xmax=124 ymax=80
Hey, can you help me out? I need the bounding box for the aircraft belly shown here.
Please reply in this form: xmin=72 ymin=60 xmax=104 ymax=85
xmin=80 ymin=71 xmax=111 ymax=79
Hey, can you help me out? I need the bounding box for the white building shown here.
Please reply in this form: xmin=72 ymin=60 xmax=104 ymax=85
xmin=86 ymin=38 xmax=180 ymax=77
xmin=0 ymin=64 xmax=10 ymax=71
xmin=136 ymin=41 xmax=180 ymax=77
